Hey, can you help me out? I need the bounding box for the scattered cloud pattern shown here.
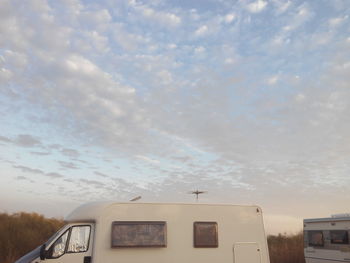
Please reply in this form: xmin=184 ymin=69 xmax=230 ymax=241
xmin=0 ymin=0 xmax=350 ymax=233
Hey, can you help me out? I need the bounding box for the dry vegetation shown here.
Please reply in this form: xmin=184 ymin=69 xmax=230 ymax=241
xmin=0 ymin=212 xmax=64 ymax=263
xmin=268 ymin=232 xmax=305 ymax=263
xmin=0 ymin=212 xmax=305 ymax=263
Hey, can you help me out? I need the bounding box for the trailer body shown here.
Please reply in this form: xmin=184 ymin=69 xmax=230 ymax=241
xmin=304 ymin=215 xmax=350 ymax=263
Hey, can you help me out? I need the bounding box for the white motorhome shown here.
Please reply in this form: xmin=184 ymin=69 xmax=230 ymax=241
xmin=16 ymin=202 xmax=270 ymax=263
xmin=304 ymin=214 xmax=350 ymax=263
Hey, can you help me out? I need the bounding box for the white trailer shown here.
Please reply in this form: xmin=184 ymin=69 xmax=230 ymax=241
xmin=16 ymin=202 xmax=270 ymax=263
xmin=304 ymin=215 xmax=350 ymax=263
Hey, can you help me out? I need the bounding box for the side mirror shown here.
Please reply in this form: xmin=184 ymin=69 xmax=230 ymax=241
xmin=40 ymin=244 xmax=46 ymax=260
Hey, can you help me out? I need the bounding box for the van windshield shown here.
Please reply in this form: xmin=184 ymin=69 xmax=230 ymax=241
xmin=45 ymin=225 xmax=68 ymax=246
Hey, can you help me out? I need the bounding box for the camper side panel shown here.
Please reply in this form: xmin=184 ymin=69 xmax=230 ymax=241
xmin=92 ymin=204 xmax=269 ymax=263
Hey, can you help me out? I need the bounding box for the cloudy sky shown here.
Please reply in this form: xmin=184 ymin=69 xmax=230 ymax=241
xmin=1 ymin=0 xmax=350 ymax=234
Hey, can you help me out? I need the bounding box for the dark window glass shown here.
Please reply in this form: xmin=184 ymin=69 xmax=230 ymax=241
xmin=111 ymin=221 xmax=167 ymax=247
xmin=330 ymin=230 xmax=349 ymax=244
xmin=308 ymin=231 xmax=324 ymax=247
xmin=303 ymin=231 xmax=308 ymax=248
xmin=194 ymin=222 xmax=218 ymax=248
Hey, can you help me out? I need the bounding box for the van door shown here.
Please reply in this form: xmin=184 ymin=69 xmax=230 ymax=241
xmin=44 ymin=223 xmax=94 ymax=263
xmin=233 ymin=242 xmax=261 ymax=263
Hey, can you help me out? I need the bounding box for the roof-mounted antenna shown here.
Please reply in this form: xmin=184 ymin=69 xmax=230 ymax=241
xmin=188 ymin=190 xmax=207 ymax=202
xmin=130 ymin=196 xmax=142 ymax=202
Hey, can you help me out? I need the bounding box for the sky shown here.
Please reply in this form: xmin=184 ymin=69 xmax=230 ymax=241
xmin=0 ymin=0 xmax=350 ymax=235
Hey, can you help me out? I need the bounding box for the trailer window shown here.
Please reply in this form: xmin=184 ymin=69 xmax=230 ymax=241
xmin=194 ymin=222 xmax=218 ymax=248
xmin=308 ymin=231 xmax=324 ymax=247
xmin=330 ymin=230 xmax=349 ymax=244
xmin=112 ymin=221 xmax=167 ymax=247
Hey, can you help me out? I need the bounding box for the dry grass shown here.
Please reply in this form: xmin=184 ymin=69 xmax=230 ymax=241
xmin=268 ymin=232 xmax=305 ymax=263
xmin=0 ymin=212 xmax=64 ymax=263
xmin=0 ymin=212 xmax=305 ymax=263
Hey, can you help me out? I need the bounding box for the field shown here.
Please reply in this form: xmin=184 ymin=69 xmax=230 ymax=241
xmin=268 ymin=232 xmax=305 ymax=263
xmin=0 ymin=212 xmax=305 ymax=263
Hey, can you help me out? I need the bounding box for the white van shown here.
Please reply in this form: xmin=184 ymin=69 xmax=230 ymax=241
xmin=304 ymin=214 xmax=350 ymax=263
xmin=16 ymin=202 xmax=270 ymax=263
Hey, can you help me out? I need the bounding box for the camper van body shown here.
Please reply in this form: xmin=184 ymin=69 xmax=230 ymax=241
xmin=304 ymin=215 xmax=350 ymax=263
xmin=16 ymin=202 xmax=270 ymax=263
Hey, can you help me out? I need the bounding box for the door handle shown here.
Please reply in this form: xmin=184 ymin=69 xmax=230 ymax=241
xmin=84 ymin=256 xmax=91 ymax=263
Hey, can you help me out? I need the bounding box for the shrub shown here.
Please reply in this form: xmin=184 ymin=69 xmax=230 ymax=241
xmin=0 ymin=212 xmax=64 ymax=263
xmin=268 ymin=232 xmax=305 ymax=263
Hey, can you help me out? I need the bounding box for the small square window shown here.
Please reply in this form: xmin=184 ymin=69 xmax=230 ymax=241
xmin=194 ymin=222 xmax=218 ymax=248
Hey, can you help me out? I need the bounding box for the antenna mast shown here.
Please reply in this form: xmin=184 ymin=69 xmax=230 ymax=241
xmin=188 ymin=190 xmax=207 ymax=202
xmin=130 ymin=196 xmax=142 ymax=202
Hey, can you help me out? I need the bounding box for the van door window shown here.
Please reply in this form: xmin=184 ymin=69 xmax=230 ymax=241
xmin=67 ymin=226 xmax=91 ymax=253
xmin=51 ymin=229 xmax=69 ymax=258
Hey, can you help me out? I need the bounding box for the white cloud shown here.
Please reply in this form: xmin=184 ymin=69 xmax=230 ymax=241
xmin=271 ymin=34 xmax=290 ymax=46
xmin=167 ymin=43 xmax=177 ymax=49
xmin=189 ymin=8 xmax=200 ymax=21
xmin=267 ymin=75 xmax=279 ymax=85
xmin=83 ymin=31 xmax=110 ymax=53
xmin=65 ymin=55 xmax=98 ymax=74
xmin=80 ymin=9 xmax=112 ymax=25
xmin=0 ymin=67 xmax=13 ymax=83
xmin=157 ymin=70 xmax=173 ymax=85
xmin=272 ymin=0 xmax=291 ymax=14
xmin=295 ymin=93 xmax=306 ymax=102
xmin=194 ymin=46 xmax=205 ymax=54
xmin=2 ymin=0 xmax=350 ymax=230
xmin=282 ymin=3 xmax=312 ymax=32
xmin=311 ymin=32 xmax=333 ymax=46
xmin=329 ymin=16 xmax=348 ymax=28
xmin=246 ymin=0 xmax=268 ymax=13
xmin=113 ymin=24 xmax=149 ymax=51
xmin=0 ymin=1 xmax=147 ymax=152
xmin=224 ymin=58 xmax=235 ymax=64
xmin=3 ymin=50 xmax=28 ymax=68
xmin=131 ymin=3 xmax=181 ymax=27
xmin=224 ymin=13 xmax=236 ymax=23
xmin=195 ymin=25 xmax=208 ymax=36
xmin=78 ymin=9 xmax=112 ymax=32
xmin=135 ymin=155 xmax=160 ymax=165
xmin=29 ymin=0 xmax=52 ymax=13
